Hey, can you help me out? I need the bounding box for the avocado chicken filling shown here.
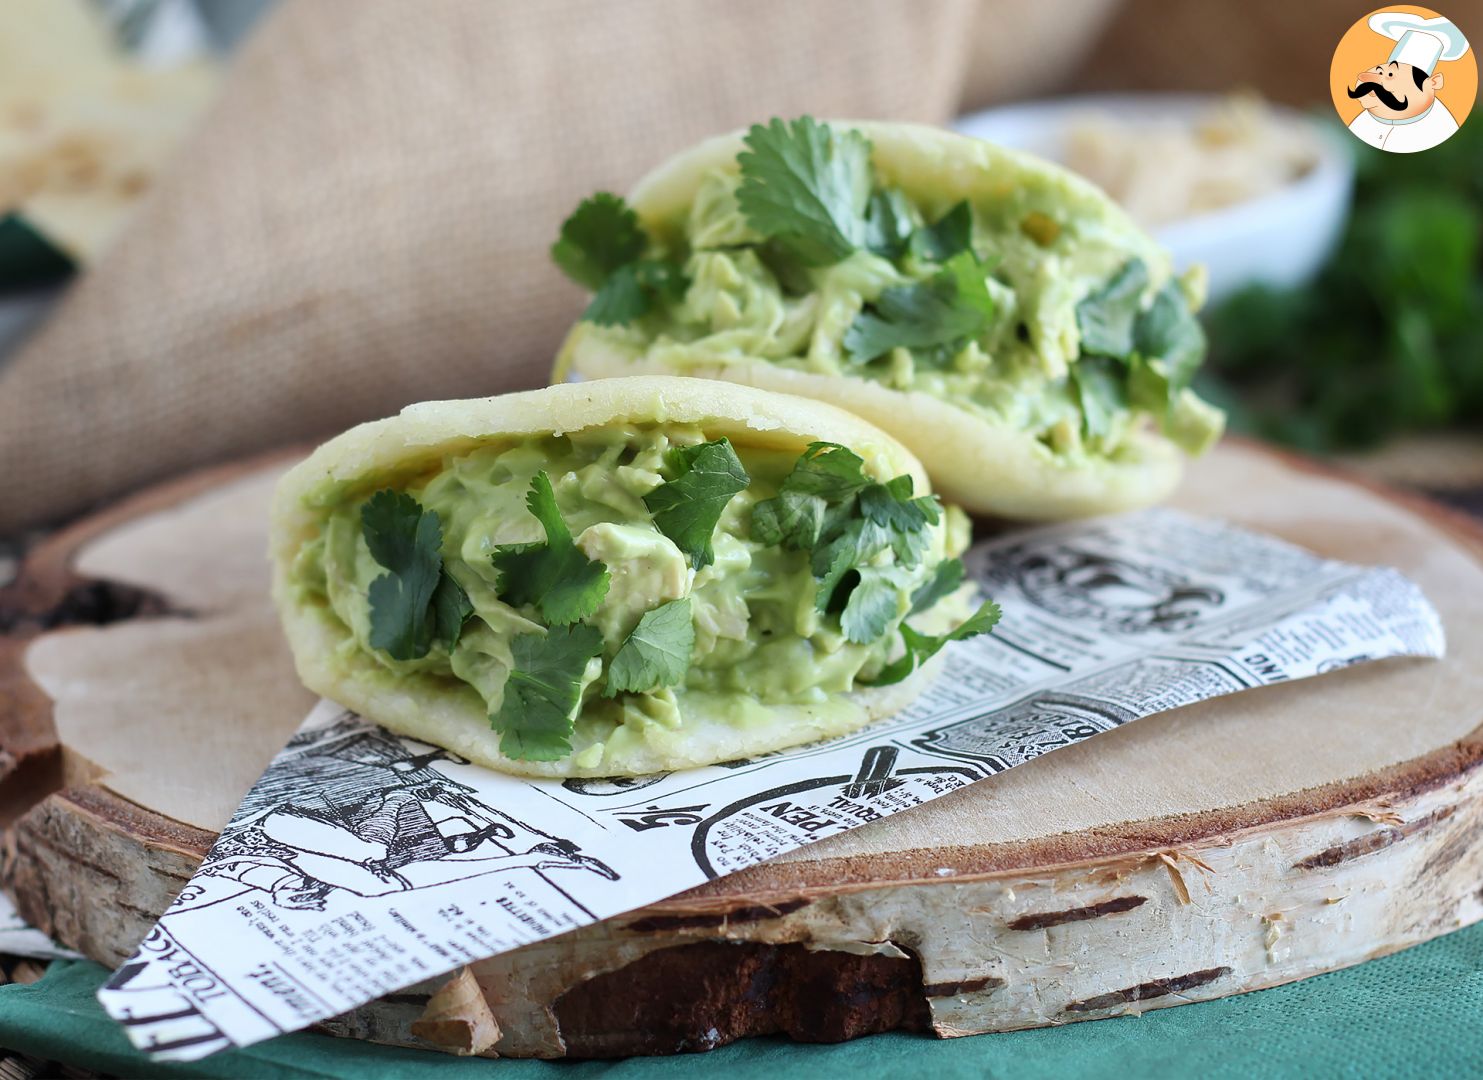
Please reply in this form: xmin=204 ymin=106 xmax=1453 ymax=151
xmin=553 ymin=117 xmax=1224 ymax=464
xmin=290 ymin=425 xmax=994 ymax=763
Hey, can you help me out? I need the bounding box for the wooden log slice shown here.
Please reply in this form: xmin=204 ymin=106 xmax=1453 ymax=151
xmin=2 ymin=441 xmax=1481 ymax=1059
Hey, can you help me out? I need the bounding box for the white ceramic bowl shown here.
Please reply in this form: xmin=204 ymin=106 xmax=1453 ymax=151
xmin=954 ymin=94 xmax=1354 ymax=302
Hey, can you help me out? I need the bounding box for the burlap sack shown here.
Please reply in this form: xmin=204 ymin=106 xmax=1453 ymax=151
xmin=0 ymin=0 xmax=977 ymax=531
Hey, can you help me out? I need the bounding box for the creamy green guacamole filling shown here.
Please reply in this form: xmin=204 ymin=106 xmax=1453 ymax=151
xmin=556 ymin=122 xmax=1225 ymax=464
xmin=290 ymin=425 xmax=967 ymax=758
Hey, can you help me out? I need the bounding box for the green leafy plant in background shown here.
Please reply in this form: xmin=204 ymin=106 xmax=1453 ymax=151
xmin=1202 ymin=119 xmax=1483 ymax=452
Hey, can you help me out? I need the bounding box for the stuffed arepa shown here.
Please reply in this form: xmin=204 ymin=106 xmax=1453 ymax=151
xmin=271 ymin=377 xmax=997 ymax=778
xmin=551 ymin=118 xmax=1225 ymax=521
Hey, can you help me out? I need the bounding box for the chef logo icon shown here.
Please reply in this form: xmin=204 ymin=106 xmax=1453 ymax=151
xmin=1331 ymin=7 xmax=1475 ymax=153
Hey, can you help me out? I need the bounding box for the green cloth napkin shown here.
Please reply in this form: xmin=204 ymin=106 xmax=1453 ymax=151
xmin=4 ymin=922 xmax=1482 ymax=1079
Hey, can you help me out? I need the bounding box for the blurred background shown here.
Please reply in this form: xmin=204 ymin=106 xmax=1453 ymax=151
xmin=2 ymin=0 xmax=1481 ymax=545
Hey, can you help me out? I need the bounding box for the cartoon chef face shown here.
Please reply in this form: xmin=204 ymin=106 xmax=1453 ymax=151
xmin=1340 ymin=11 xmax=1472 ymax=154
xmin=1350 ymin=13 xmax=1469 ymax=121
xmin=1349 ymin=57 xmax=1445 ymax=120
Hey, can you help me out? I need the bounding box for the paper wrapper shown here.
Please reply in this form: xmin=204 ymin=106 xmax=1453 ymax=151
xmin=97 ymin=508 xmax=1445 ymax=1060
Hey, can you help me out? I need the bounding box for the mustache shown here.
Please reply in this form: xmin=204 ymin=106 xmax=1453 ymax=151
xmin=1349 ymin=80 xmax=1409 ymax=110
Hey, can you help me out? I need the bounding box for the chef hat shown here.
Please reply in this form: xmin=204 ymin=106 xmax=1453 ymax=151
xmin=1369 ymin=12 xmax=1470 ymax=75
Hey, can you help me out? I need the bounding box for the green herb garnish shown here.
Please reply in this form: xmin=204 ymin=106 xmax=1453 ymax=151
xmin=908 ymin=557 xmax=966 ymax=615
xmin=361 ymin=490 xmax=471 ymax=661
xmin=750 ymin=442 xmax=941 ymax=636
xmin=870 ymin=599 xmax=1002 ymax=687
xmin=491 ymin=472 xmax=610 ymax=625
xmin=643 ymin=438 xmax=751 ymax=570
xmin=865 ymin=188 xmax=915 ymax=259
xmin=860 ymin=474 xmax=940 ymax=565
xmin=490 ymin=624 xmax=604 ymax=761
xmin=1075 ymin=257 xmax=1149 ymax=360
xmin=837 ymin=566 xmax=905 ymax=645
xmin=1072 ymin=258 xmax=1208 ymax=441
xmin=908 ymin=200 xmax=973 ymax=263
xmin=1135 ymin=282 xmax=1206 ymax=387
xmin=551 ymin=193 xmax=685 ymax=326
xmin=551 ymin=192 xmax=645 ymax=289
xmin=1070 ymin=355 xmax=1127 ymax=442
xmin=605 ymin=598 xmax=695 ymax=696
xmin=844 ymin=250 xmax=996 ymax=364
xmin=736 ymin=116 xmax=873 ymax=267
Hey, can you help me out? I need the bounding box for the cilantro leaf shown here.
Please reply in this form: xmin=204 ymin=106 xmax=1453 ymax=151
xmin=362 ymin=490 xmax=471 ymax=661
xmin=749 ymin=488 xmax=825 ymax=549
xmin=1071 ymin=355 xmax=1128 ymax=441
xmin=643 ymin=439 xmax=751 ymax=571
xmin=429 ymin=572 xmax=474 ymax=648
xmin=839 ymin=567 xmax=902 ymax=644
xmin=581 ymin=256 xmax=688 ymax=326
xmin=909 ymin=557 xmax=965 ymax=615
xmin=751 ymin=443 xmax=873 ymax=567
xmin=1134 ymin=282 xmax=1206 ymax=389
xmin=604 ymin=598 xmax=694 ymax=696
xmin=813 ymin=541 xmax=858 ymax=614
xmin=859 ymin=474 xmax=940 ymax=567
xmin=783 ymin=442 xmax=873 ymax=500
xmin=551 ymin=193 xmax=646 ymax=290
xmin=844 ymin=250 xmax=996 ymax=364
xmin=870 ymin=599 xmax=1002 ymax=687
xmin=736 ymin=116 xmax=873 ymax=267
xmin=490 ymin=624 xmax=604 ymax=761
xmin=909 ymin=200 xmax=973 ymax=263
xmin=865 ymin=189 xmax=915 ymax=260
xmin=583 ymin=263 xmax=648 ymax=326
xmin=812 ymin=516 xmax=892 ymax=612
xmin=752 ymin=441 xmax=944 ymax=626
xmin=491 ymin=472 xmax=610 ymax=625
xmin=1074 ymin=262 xmax=1207 ymax=437
xmin=1076 ymin=258 xmax=1149 ymax=360
xmin=552 ymin=192 xmax=686 ymax=326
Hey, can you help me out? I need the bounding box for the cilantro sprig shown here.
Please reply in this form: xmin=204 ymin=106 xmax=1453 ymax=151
xmin=643 ymin=438 xmax=751 ymax=570
xmin=750 ymin=442 xmax=941 ymax=643
xmin=551 ymin=192 xmax=645 ymax=289
xmin=491 ymin=472 xmax=610 ymax=625
xmin=869 ymin=598 xmax=1002 ymax=687
xmin=1075 ymin=257 xmax=1149 ymax=360
xmin=748 ymin=441 xmax=1001 ymax=662
xmin=844 ymin=250 xmax=997 ymax=365
xmin=361 ymin=490 xmax=472 ymax=662
xmin=1073 ymin=258 xmax=1207 ymax=439
xmin=490 ymin=624 xmax=604 ymax=761
xmin=736 ymin=116 xmax=873 ymax=267
xmin=553 ymin=118 xmax=997 ymax=347
xmin=908 ymin=558 xmax=966 ymax=615
xmin=551 ymin=193 xmax=685 ymax=326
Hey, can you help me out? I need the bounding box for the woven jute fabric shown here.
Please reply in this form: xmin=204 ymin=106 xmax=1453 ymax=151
xmin=0 ymin=0 xmax=976 ymax=531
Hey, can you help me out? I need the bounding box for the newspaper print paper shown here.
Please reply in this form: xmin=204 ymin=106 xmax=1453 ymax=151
xmin=98 ymin=508 xmax=1446 ymax=1060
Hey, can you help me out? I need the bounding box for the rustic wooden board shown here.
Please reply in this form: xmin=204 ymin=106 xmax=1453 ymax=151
xmin=2 ymin=440 xmax=1481 ymax=1059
